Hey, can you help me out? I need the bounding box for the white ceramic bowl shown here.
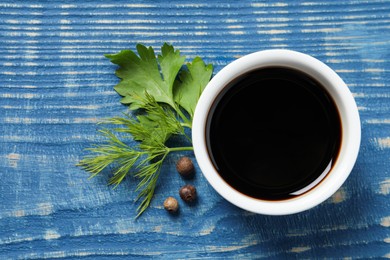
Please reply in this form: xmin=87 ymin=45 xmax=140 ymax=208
xmin=192 ymin=50 xmax=361 ymax=215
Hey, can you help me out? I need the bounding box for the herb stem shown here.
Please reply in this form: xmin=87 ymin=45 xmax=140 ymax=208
xmin=180 ymin=122 xmax=192 ymax=129
xmin=168 ymin=146 xmax=194 ymax=152
xmin=175 ymin=106 xmax=192 ymax=128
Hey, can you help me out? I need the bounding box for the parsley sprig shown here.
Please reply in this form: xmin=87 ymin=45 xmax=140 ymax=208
xmin=78 ymin=43 xmax=213 ymax=217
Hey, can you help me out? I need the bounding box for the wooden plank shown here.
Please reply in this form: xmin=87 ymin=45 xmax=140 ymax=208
xmin=0 ymin=0 xmax=389 ymax=258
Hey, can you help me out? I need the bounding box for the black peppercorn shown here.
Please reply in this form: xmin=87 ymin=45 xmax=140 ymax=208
xmin=163 ymin=197 xmax=179 ymax=212
xmin=179 ymin=184 xmax=197 ymax=202
xmin=176 ymin=156 xmax=194 ymax=178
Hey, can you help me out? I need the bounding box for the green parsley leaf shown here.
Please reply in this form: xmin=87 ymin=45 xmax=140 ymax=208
xmin=105 ymin=43 xmax=185 ymax=110
xmin=174 ymin=57 xmax=213 ymax=117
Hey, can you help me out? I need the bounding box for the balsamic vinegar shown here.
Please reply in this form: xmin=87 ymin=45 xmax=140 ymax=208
xmin=206 ymin=67 xmax=342 ymax=200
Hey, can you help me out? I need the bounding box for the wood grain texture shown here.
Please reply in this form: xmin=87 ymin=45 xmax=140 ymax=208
xmin=0 ymin=0 xmax=390 ymax=258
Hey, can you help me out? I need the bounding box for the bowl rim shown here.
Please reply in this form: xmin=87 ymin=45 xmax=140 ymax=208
xmin=192 ymin=49 xmax=361 ymax=215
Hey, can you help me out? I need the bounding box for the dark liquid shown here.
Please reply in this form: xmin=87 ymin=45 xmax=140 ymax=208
xmin=206 ymin=67 xmax=342 ymax=200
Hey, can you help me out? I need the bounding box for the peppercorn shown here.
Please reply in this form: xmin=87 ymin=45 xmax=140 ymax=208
xmin=179 ymin=184 xmax=197 ymax=202
xmin=163 ymin=197 xmax=179 ymax=213
xmin=176 ymin=156 xmax=194 ymax=178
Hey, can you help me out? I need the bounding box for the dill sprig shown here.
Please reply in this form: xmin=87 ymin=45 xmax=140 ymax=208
xmin=77 ymin=94 xmax=193 ymax=217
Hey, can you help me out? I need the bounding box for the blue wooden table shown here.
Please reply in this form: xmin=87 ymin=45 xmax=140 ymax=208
xmin=1 ymin=0 xmax=390 ymax=258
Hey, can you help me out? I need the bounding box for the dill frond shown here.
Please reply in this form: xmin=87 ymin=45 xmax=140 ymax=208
xmin=77 ymin=94 xmax=191 ymax=217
